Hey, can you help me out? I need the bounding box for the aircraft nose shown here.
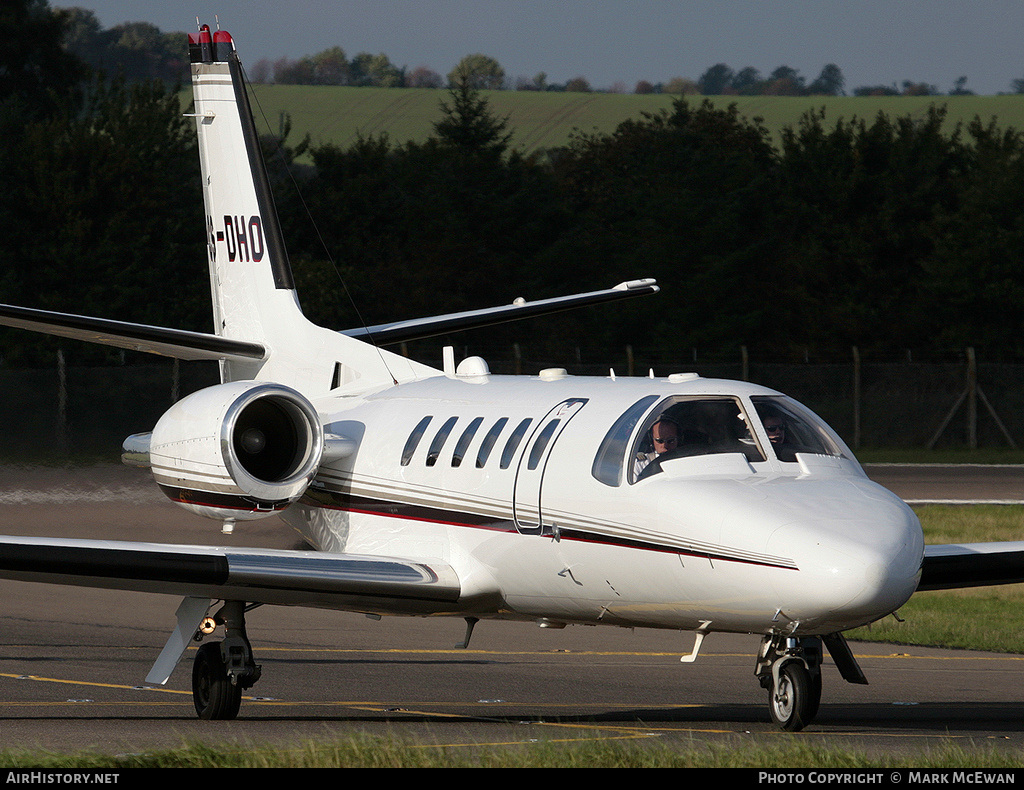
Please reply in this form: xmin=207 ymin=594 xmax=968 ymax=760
xmin=765 ymin=497 xmax=923 ymax=631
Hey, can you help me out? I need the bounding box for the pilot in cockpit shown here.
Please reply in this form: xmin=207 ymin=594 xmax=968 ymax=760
xmin=633 ymin=417 xmax=679 ymax=477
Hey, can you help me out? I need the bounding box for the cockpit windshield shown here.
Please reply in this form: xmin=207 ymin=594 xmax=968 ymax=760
xmin=629 ymin=396 xmax=765 ymax=482
xmin=592 ymin=392 xmax=854 ymax=487
xmin=750 ymin=395 xmax=851 ymax=462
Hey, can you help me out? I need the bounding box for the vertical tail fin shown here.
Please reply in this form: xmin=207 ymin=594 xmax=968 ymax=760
xmin=190 ymin=25 xmax=299 ymax=355
xmin=188 ymin=25 xmax=434 ymax=390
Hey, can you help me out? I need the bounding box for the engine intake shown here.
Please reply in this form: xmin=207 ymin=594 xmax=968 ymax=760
xmin=144 ymin=381 xmax=323 ymax=521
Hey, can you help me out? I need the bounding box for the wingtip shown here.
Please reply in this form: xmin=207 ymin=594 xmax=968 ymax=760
xmin=614 ymin=278 xmax=659 ymax=291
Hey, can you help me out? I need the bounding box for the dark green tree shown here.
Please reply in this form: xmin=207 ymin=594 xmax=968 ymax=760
xmin=808 ymin=64 xmax=845 ymax=96
xmin=433 ymin=80 xmax=512 ymax=157
xmin=0 ymin=0 xmax=87 ymax=122
xmin=697 ymin=63 xmax=733 ymax=95
xmin=1 ymin=75 xmax=203 ymax=364
xmin=545 ymin=99 xmax=778 ymax=357
xmin=922 ymin=118 xmax=1024 ymax=355
xmin=285 ymin=89 xmax=565 ymax=347
xmin=765 ymin=65 xmax=806 ymax=96
xmin=731 ymin=66 xmax=763 ymax=94
xmin=774 ymin=106 xmax=969 ymax=355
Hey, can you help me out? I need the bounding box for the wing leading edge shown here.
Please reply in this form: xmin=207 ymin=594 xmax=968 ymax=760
xmin=919 ymin=541 xmax=1024 ymax=591
xmin=0 ymin=535 xmax=461 ymax=614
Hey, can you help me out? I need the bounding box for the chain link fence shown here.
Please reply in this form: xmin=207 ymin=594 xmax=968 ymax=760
xmin=1 ymin=349 xmax=1021 ymax=461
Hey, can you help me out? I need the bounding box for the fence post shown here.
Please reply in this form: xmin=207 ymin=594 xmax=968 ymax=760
xmin=56 ymin=349 xmax=68 ymax=454
xmin=852 ymin=346 xmax=861 ymax=451
xmin=741 ymin=345 xmax=749 ymax=381
xmin=967 ymin=347 xmax=977 ymax=449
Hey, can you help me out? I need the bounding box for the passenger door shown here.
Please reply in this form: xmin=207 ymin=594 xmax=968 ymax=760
xmin=512 ymin=398 xmax=587 ymax=535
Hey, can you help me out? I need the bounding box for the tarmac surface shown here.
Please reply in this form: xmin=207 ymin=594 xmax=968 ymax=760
xmin=1 ymin=462 xmax=1024 ymax=759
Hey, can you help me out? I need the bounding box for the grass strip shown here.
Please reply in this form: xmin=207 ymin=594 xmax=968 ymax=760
xmin=2 ymin=736 xmax=1024 ymax=768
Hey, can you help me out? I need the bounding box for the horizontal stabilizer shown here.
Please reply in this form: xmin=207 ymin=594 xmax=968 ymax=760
xmin=0 ymin=303 xmax=265 ymax=362
xmin=341 ymin=279 xmax=659 ymax=345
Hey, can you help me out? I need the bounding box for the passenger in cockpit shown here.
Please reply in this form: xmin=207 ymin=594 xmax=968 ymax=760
xmin=763 ymin=415 xmax=786 ymax=447
xmin=760 ymin=410 xmax=801 ymax=462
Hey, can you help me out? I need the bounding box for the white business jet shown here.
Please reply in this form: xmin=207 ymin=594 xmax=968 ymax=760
xmin=0 ymin=24 xmax=1020 ymax=730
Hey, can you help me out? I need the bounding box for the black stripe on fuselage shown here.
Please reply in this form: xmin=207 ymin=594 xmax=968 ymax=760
xmin=553 ymin=527 xmax=796 ymax=569
xmin=302 ymin=487 xmax=798 ymax=571
xmin=302 ymin=487 xmax=512 ymax=530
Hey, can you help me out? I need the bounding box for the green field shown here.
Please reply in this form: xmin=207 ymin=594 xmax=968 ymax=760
xmin=221 ymin=85 xmax=1024 ymax=153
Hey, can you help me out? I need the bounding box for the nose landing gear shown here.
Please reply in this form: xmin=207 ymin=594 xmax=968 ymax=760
xmin=756 ymin=635 xmax=822 ymax=731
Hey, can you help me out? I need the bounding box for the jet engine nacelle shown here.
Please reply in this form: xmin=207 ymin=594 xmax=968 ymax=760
xmin=144 ymin=381 xmax=324 ymax=523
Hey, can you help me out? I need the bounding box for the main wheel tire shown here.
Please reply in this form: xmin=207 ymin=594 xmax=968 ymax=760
xmin=192 ymin=642 xmax=242 ymax=720
xmin=768 ymin=661 xmax=819 ymax=731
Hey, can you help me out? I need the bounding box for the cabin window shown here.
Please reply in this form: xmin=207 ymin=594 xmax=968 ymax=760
xmin=426 ymin=416 xmax=458 ymax=467
xmin=750 ymin=396 xmax=851 ymax=463
xmin=452 ymin=417 xmax=484 ymax=467
xmin=631 ymin=396 xmax=765 ymax=482
xmin=500 ymin=418 xmax=533 ymax=469
xmin=476 ymin=417 xmax=508 ymax=468
xmin=591 ymin=396 xmax=658 ymax=486
xmin=401 ymin=416 xmax=432 ymax=466
xmin=527 ymin=419 xmax=561 ymax=470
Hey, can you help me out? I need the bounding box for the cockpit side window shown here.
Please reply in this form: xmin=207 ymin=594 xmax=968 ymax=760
xmin=591 ymin=395 xmax=658 ymax=487
xmin=631 ymin=396 xmax=765 ymax=482
xmin=750 ymin=396 xmax=850 ymax=462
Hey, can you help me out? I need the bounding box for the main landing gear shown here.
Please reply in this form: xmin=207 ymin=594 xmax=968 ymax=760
xmin=755 ymin=632 xmax=867 ymax=731
xmin=191 ymin=601 xmax=261 ymax=720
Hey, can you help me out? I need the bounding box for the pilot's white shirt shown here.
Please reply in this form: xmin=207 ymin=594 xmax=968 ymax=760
xmin=633 ymin=452 xmax=657 ymax=478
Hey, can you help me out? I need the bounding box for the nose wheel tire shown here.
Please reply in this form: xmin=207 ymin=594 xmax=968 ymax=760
xmin=192 ymin=642 xmax=242 ymax=720
xmin=768 ymin=661 xmax=818 ymax=731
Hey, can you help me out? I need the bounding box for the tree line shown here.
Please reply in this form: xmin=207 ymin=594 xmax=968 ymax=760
xmin=48 ymin=5 xmax=1024 ymax=96
xmin=5 ymin=0 xmax=1024 ymax=371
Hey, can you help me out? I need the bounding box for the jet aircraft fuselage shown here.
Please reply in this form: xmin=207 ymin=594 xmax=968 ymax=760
xmin=272 ymin=371 xmax=924 ymax=636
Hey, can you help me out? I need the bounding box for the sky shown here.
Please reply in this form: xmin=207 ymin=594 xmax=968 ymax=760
xmin=54 ymin=1 xmax=1024 ymax=95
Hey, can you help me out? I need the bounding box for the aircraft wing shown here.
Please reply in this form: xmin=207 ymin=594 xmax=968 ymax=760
xmin=341 ymin=279 xmax=659 ymax=345
xmin=918 ymin=541 xmax=1024 ymax=591
xmin=0 ymin=304 xmax=266 ymax=362
xmin=0 ymin=535 xmax=461 ymax=614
